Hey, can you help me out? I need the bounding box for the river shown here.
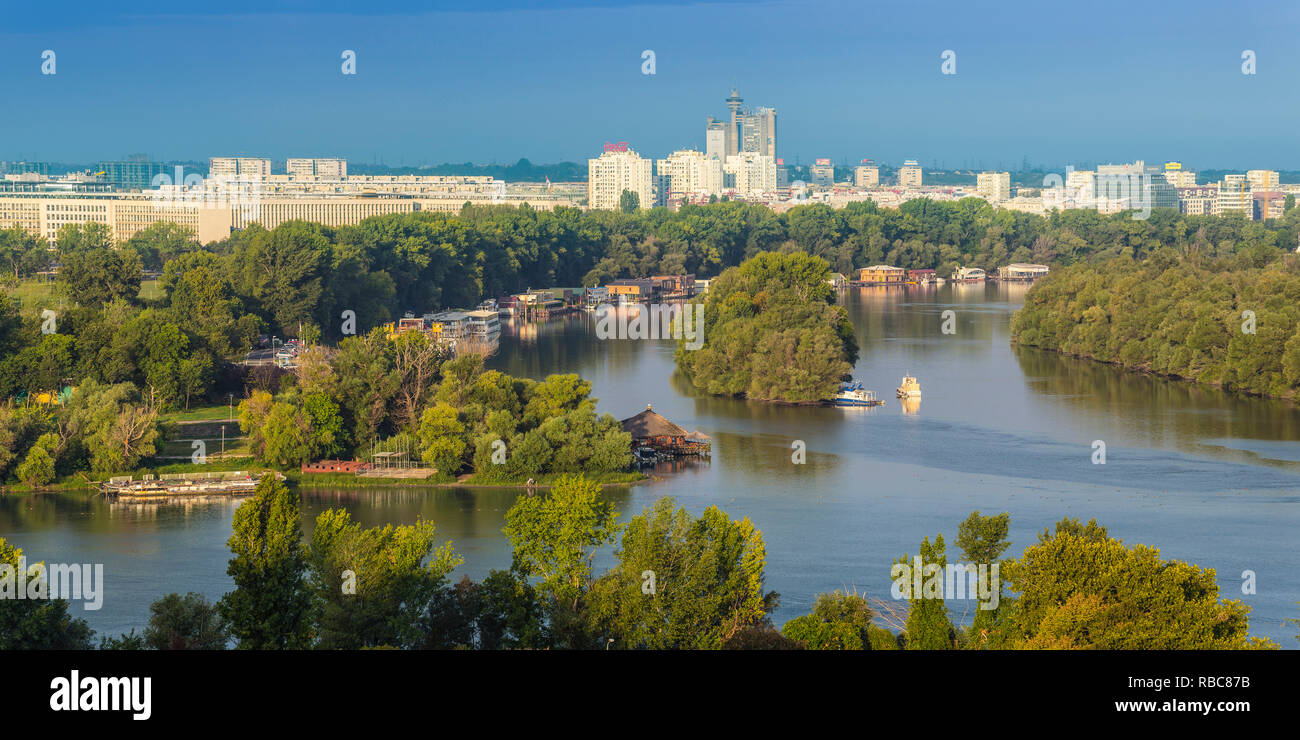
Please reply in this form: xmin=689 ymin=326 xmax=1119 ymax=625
xmin=3 ymin=282 xmax=1298 ymax=646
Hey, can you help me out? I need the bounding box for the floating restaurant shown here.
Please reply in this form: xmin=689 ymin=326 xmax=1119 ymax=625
xmin=620 ymin=405 xmax=711 ymax=459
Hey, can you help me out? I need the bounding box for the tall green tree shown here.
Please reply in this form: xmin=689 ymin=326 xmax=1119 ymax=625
xmin=588 ymin=497 xmax=775 ymax=649
xmin=308 ymin=508 xmax=461 ymax=649
xmin=219 ymin=475 xmax=312 ymax=649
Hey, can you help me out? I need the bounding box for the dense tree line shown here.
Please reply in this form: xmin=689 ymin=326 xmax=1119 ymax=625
xmin=675 ymin=252 xmax=858 ymax=403
xmin=9 ymin=197 xmax=1298 ymax=344
xmin=1012 ymin=249 xmax=1300 ymax=399
xmin=5 ymin=494 xmax=1280 ymax=650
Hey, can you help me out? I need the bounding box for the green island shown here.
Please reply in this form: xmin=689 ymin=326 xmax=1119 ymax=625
xmin=1012 ymin=249 xmax=1300 ymax=400
xmin=674 ymin=251 xmax=858 ymax=403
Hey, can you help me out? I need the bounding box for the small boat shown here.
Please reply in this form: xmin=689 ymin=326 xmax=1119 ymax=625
xmin=830 ymin=380 xmax=883 ymax=407
xmin=896 ymin=374 xmax=921 ymax=399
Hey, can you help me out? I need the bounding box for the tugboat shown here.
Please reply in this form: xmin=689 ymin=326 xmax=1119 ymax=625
xmin=830 ymin=380 xmax=884 ymax=407
xmin=896 ymin=374 xmax=922 ymax=399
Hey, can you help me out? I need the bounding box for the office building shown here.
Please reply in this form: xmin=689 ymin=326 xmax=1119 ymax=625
xmin=898 ymin=159 xmax=923 ymax=187
xmin=854 ymin=160 xmax=879 ymax=188
xmin=809 ymin=159 xmax=835 ymax=187
xmin=97 ymin=159 xmax=170 ymax=190
xmin=704 ymin=88 xmax=777 ymax=161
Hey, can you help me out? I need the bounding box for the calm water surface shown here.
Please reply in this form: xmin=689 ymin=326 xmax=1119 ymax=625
xmin=4 ymin=283 xmax=1299 ymax=645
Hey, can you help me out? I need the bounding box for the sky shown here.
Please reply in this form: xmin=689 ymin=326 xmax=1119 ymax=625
xmin=0 ymin=0 xmax=1297 ymax=170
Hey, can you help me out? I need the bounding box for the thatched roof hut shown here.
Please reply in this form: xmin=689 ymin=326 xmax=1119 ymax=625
xmin=621 ymin=405 xmax=688 ymax=442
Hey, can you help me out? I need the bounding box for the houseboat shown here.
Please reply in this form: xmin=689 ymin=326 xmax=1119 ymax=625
xmin=828 ymin=380 xmax=883 ymax=407
xmin=896 ymin=375 xmax=922 ymax=399
xmin=465 ymin=309 xmax=502 ymax=339
xmin=952 ymin=266 xmax=986 ymax=283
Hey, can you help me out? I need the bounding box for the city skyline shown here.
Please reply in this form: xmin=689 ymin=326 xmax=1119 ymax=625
xmin=1 ymin=0 xmax=1297 ymax=168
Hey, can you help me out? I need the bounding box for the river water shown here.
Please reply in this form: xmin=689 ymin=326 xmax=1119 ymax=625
xmin=4 ymin=283 xmax=1298 ymax=646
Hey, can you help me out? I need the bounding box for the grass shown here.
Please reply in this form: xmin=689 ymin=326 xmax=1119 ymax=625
xmin=2 ymin=277 xmax=160 ymax=311
xmin=3 ymin=277 xmax=65 ymax=312
xmin=161 ymin=404 xmax=239 ymax=423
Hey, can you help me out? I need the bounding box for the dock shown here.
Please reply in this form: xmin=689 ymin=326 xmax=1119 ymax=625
xmin=100 ymin=470 xmax=282 ymax=498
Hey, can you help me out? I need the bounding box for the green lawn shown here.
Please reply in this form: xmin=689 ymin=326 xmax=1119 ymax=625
xmin=162 ymin=403 xmax=238 ymax=422
xmin=3 ymin=277 xmax=161 ymax=309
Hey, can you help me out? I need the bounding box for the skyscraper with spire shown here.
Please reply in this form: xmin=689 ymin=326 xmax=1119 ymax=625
xmin=705 ymin=88 xmax=776 ymax=162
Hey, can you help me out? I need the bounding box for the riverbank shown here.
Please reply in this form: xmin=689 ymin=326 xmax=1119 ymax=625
xmin=3 ymin=462 xmax=648 ymax=494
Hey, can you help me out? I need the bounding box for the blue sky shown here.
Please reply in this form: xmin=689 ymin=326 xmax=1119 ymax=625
xmin=1 ymin=0 xmax=1297 ymax=169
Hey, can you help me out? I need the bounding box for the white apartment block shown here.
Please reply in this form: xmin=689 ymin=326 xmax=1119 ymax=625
xmin=655 ymin=149 xmax=722 ymax=202
xmin=724 ymin=152 xmax=778 ymax=196
xmin=588 ymin=147 xmax=653 ymax=210
xmin=898 ymin=160 xmax=922 ymax=187
xmin=1164 ymin=170 xmax=1197 ymax=187
xmin=1247 ymin=169 xmax=1279 ymax=192
xmin=976 ymin=171 xmax=1011 ymax=203
xmin=209 ymin=157 xmax=272 ymax=179
xmin=286 ymin=158 xmax=348 ymax=179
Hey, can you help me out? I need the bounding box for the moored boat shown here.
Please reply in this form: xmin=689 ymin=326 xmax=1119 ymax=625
xmin=896 ymin=374 xmax=921 ymax=399
xmin=829 ymin=380 xmax=883 ymax=407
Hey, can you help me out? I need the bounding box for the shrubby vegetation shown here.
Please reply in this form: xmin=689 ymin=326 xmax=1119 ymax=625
xmin=675 ymin=251 xmax=858 ymax=403
xmin=779 ymin=511 xmax=1276 ymax=651
xmin=1012 ymin=249 xmax=1300 ymax=398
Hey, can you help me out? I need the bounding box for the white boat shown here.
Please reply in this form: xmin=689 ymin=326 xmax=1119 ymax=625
xmin=829 ymin=380 xmax=883 ymax=407
xmin=896 ymin=374 xmax=921 ymax=398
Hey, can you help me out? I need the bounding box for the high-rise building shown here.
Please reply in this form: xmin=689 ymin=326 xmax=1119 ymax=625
xmin=286 ymin=158 xmax=347 ymax=179
xmin=854 ymin=160 xmax=879 ymax=188
xmin=209 ymin=157 xmax=272 ymax=179
xmin=588 ymin=144 xmax=653 ymax=210
xmin=655 ymin=150 xmax=722 ymax=203
xmin=977 ymin=171 xmax=1011 ymax=203
xmin=1217 ymin=175 xmax=1252 ymax=218
xmin=705 ymin=119 xmax=730 ymax=163
xmin=898 ymin=160 xmax=923 ymax=187
xmin=705 ymin=88 xmax=777 ymax=162
xmin=737 ymin=107 xmax=777 ymax=158
xmin=723 ymin=153 xmax=777 ymax=196
xmin=809 ymin=159 xmax=835 ymax=187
